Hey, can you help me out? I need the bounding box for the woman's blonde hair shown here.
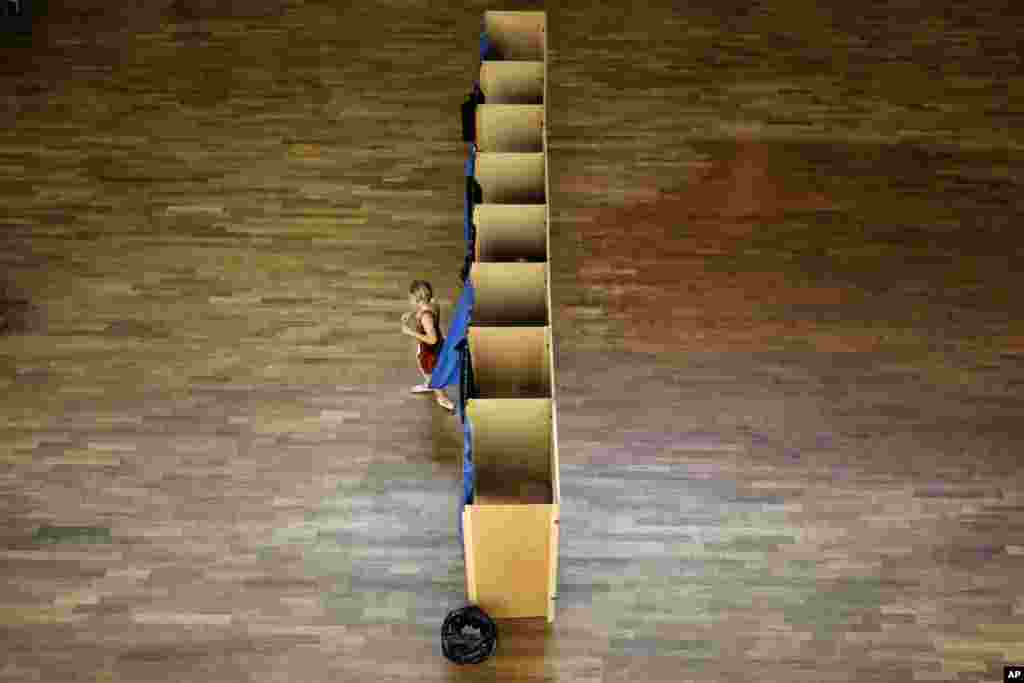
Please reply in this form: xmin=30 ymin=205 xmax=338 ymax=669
xmin=409 ymin=280 xmax=433 ymax=304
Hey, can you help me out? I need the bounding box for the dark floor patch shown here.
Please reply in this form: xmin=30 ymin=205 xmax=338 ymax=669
xmin=165 ymin=0 xmax=286 ymax=22
xmin=0 ymin=285 xmax=41 ymax=335
xmin=33 ymin=525 xmax=112 ymax=545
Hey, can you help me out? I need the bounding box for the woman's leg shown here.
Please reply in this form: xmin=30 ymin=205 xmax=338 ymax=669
xmin=410 ymin=346 xmax=434 ymax=392
xmin=429 ymin=374 xmax=454 ymax=410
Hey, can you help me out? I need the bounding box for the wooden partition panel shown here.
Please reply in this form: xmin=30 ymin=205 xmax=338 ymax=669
xmin=463 ymin=396 xmax=558 ymax=620
xmin=475 ymin=153 xmax=545 ymax=204
xmin=550 ymin=401 xmax=561 ymax=505
xmin=469 ymin=262 xmax=548 ymax=325
xmin=476 ymin=105 xmax=544 ymax=152
xmin=483 ymin=11 xmax=545 ymax=60
xmin=468 ymin=327 xmax=551 ymax=398
xmin=473 ymin=204 xmax=547 ymax=262
xmin=546 ymin=502 xmax=558 ymax=621
xmin=463 ymin=505 xmax=553 ymax=618
xmin=479 ymin=61 xmax=544 ymax=104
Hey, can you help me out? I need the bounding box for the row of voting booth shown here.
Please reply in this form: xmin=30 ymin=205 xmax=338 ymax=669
xmin=430 ymin=11 xmax=560 ymax=622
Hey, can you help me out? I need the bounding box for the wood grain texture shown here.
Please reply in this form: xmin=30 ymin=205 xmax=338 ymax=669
xmin=2 ymin=0 xmax=1023 ymax=681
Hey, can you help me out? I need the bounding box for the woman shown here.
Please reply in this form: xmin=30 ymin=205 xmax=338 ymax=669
xmin=401 ymin=280 xmax=455 ymax=412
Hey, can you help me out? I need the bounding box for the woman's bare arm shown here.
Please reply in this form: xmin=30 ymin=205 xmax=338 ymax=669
xmin=420 ymin=311 xmax=439 ymax=346
xmin=402 ymin=312 xmax=437 ymax=344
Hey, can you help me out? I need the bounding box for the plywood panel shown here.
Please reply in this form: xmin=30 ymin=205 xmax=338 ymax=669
xmin=479 ymin=61 xmax=544 ymax=104
xmin=475 ymin=153 xmax=545 ymax=204
xmin=474 ymin=204 xmax=547 ymax=262
xmin=464 ymin=504 xmax=553 ymax=618
xmin=476 ymin=105 xmax=544 ymax=153
xmin=550 ymin=401 xmax=561 ymax=505
xmin=466 ymin=398 xmax=551 ymax=485
xmin=547 ymin=504 xmax=559 ymax=622
xmin=468 ymin=327 xmax=551 ymax=398
xmin=469 ymin=262 xmax=548 ymax=325
xmin=463 ymin=507 xmax=478 ymax=603
xmin=484 ymin=11 xmax=545 ymax=61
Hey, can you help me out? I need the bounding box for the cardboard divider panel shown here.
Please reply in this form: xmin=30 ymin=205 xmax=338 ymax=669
xmin=468 ymin=327 xmax=551 ymax=398
xmin=549 ymin=401 xmax=561 ymax=506
xmin=476 ymin=105 xmax=544 ymax=152
xmin=475 ymin=153 xmax=545 ymax=204
xmin=466 ymin=398 xmax=553 ymax=503
xmin=483 ymin=11 xmax=545 ymax=61
xmin=463 ymin=398 xmax=556 ymax=618
xmin=479 ymin=61 xmax=544 ymax=104
xmin=469 ymin=262 xmax=548 ymax=325
xmin=463 ymin=505 xmax=553 ymax=618
xmin=473 ymin=204 xmax=547 ymax=262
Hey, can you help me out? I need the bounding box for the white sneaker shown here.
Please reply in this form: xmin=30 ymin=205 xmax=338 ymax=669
xmin=410 ymin=384 xmax=432 ymax=393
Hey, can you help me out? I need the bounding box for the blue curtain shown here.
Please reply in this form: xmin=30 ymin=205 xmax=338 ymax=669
xmin=458 ymin=344 xmax=476 ymax=422
xmin=480 ymin=31 xmax=490 ymax=61
xmin=465 ymin=143 xmax=476 ymax=178
xmin=458 ymin=414 xmax=475 ymax=545
xmin=428 ymin=282 xmax=474 ymax=391
xmin=461 ymin=17 xmax=486 ymax=551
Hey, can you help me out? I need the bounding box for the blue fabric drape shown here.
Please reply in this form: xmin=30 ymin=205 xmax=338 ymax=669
xmin=458 ymin=343 xmax=475 ymax=422
xmin=480 ymin=31 xmax=490 ymax=61
xmin=457 ymin=414 xmax=475 ymax=544
xmin=465 ymin=142 xmax=476 ymax=177
xmin=459 ymin=19 xmax=486 ymax=550
xmin=427 ymin=282 xmax=474 ymax=390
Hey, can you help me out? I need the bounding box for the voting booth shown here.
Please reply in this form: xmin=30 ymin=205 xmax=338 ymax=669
xmin=459 ymin=10 xmax=560 ymax=622
xmin=479 ymin=62 xmax=544 ymax=104
xmin=462 ymin=398 xmax=559 ymax=619
xmin=481 ymin=11 xmax=545 ymax=61
xmin=473 ymin=205 xmax=547 ymax=262
xmin=469 ymin=262 xmax=548 ymax=326
xmin=474 ymin=152 xmax=546 ymax=204
xmin=476 ymin=105 xmax=544 ymax=153
xmin=468 ymin=327 xmax=552 ymax=399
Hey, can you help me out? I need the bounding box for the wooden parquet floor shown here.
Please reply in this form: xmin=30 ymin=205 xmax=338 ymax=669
xmin=1 ymin=1 xmax=1022 ymax=681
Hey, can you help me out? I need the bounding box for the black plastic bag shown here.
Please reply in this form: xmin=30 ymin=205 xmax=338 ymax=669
xmin=441 ymin=604 xmax=497 ymax=664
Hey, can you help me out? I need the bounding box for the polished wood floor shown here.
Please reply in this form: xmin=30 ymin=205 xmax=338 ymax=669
xmin=2 ymin=1 xmax=1023 ymax=681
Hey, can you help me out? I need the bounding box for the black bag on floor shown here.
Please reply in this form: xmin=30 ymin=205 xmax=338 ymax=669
xmin=441 ymin=604 xmax=497 ymax=664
